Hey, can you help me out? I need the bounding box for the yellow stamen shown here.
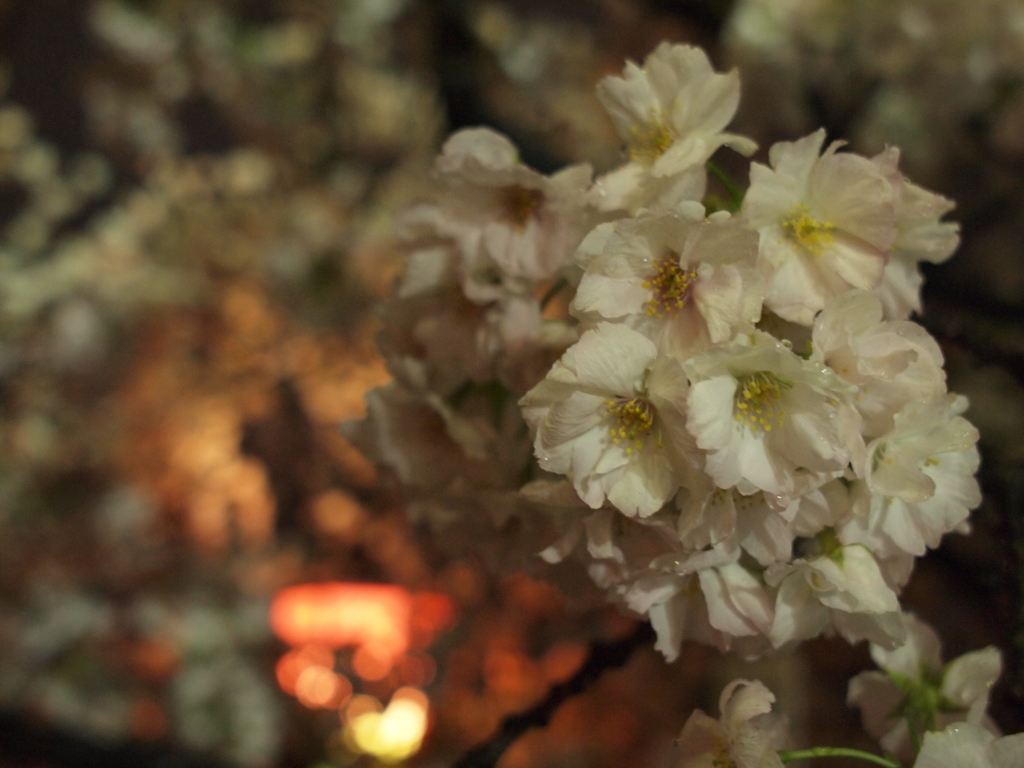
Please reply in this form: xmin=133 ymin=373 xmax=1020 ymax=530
xmin=627 ymin=118 xmax=674 ymax=165
xmin=781 ymin=205 xmax=835 ymax=255
xmin=642 ymin=256 xmax=697 ymax=318
xmin=712 ymin=738 xmax=736 ymax=768
xmin=734 ymin=372 xmax=790 ymax=434
xmin=503 ymin=185 xmax=544 ymax=228
xmin=606 ymin=397 xmax=655 ymax=453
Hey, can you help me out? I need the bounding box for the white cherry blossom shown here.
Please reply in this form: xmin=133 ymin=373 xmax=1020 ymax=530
xmin=767 ymin=538 xmax=904 ymax=649
xmin=849 ymin=614 xmax=1002 ymax=765
xmin=846 ymin=394 xmax=981 ymax=559
xmin=872 ymin=147 xmax=960 ymax=320
xmin=676 ymin=679 xmax=787 ymax=768
xmin=591 ymin=42 xmax=757 ymax=214
xmin=434 ymin=126 xmax=593 ymax=290
xmin=519 ymin=322 xmax=698 ymax=517
xmin=572 ymin=202 xmax=763 ymax=359
xmin=684 ymin=332 xmax=860 ymax=499
xmin=812 ymin=290 xmax=946 ymax=438
xmin=743 ymin=129 xmax=898 ymax=325
xmin=914 ymin=723 xmax=1024 ymax=768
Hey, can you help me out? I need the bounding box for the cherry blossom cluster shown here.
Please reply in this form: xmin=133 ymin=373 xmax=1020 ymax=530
xmin=354 ymin=42 xmax=979 ymax=661
xmin=677 ymin=614 xmax=1015 ymax=768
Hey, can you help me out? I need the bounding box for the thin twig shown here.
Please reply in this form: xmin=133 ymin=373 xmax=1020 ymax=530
xmin=452 ymin=621 xmax=656 ymax=768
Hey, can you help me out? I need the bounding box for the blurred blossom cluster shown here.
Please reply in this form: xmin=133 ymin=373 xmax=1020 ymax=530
xmin=725 ymin=0 xmax=1024 ymax=177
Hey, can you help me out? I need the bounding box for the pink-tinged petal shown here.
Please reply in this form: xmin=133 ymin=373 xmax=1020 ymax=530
xmin=537 ymin=391 xmax=605 ymax=449
xmin=573 ymin=272 xmax=649 ymax=318
xmin=719 ymin=679 xmax=775 ymax=733
xmin=869 ymin=613 xmax=943 ymax=677
xmin=823 ymin=232 xmax=887 ymax=292
xmin=699 ymin=568 xmax=760 ymax=637
xmin=769 ymin=571 xmax=828 ymax=646
xmin=875 ymin=256 xmax=924 ymax=321
xmin=943 ymin=646 xmax=1002 ymax=710
xmin=676 ymin=709 xmax=724 ymax=768
xmin=870 ymin=448 xmax=936 ymax=502
xmin=743 ymin=162 xmax=805 ymax=227
xmin=809 ymin=153 xmax=897 ymax=251
xmin=437 ymin=127 xmax=519 ymax=176
xmin=595 ymin=62 xmax=660 ymax=138
xmin=687 ymin=377 xmax=737 ymax=451
xmin=607 ymin=451 xmax=675 ymax=517
xmin=762 ymin=241 xmax=833 ymax=325
xmin=848 ymin=671 xmax=904 ymax=742
xmin=572 ymin=323 xmax=657 ymax=394
xmin=990 ymin=733 xmax=1024 ymax=767
xmin=693 ymin=263 xmax=746 ymax=343
xmin=915 ymin=723 xmax=994 ymax=768
xmin=588 ymin=163 xmax=646 ymax=213
xmin=652 ymin=134 xmax=706 ymax=177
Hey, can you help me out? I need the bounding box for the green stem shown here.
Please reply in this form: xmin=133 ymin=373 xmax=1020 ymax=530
xmin=706 ymin=160 xmax=744 ymax=210
xmin=778 ymin=748 xmax=901 ymax=768
xmin=539 ymin=277 xmax=568 ymax=310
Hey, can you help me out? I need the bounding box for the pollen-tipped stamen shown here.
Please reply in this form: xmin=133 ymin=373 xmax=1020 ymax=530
xmin=642 ymin=256 xmax=698 ymax=318
xmin=606 ymin=396 xmax=655 ymax=454
xmin=734 ymin=372 xmax=791 ymax=434
xmin=627 ymin=118 xmax=674 ymax=165
xmin=781 ymin=205 xmax=836 ymax=256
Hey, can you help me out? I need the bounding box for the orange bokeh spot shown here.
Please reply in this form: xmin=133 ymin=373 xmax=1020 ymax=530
xmin=270 ymin=583 xmax=412 ymax=660
xmin=294 ymin=665 xmax=352 ymax=709
xmin=352 ymin=645 xmax=394 ymax=681
xmin=275 ymin=644 xmax=335 ymax=695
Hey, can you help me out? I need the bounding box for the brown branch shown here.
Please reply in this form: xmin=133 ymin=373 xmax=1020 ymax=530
xmin=452 ymin=620 xmax=656 ymax=768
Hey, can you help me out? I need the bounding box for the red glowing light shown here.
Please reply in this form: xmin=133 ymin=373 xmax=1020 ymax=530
xmin=271 ymin=583 xmax=412 ymax=660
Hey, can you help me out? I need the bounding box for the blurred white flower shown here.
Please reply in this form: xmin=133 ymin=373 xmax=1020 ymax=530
xmin=676 ymin=679 xmax=787 ymax=768
xmin=435 ymin=126 xmax=592 ymax=286
xmin=850 ymin=614 xmax=1002 ymax=765
xmin=914 ymin=723 xmax=1024 ymax=768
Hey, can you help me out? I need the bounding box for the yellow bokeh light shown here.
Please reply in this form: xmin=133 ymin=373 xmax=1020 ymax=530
xmin=346 ymin=693 xmax=428 ymax=763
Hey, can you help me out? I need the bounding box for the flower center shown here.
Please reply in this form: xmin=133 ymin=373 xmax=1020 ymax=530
xmin=781 ymin=205 xmax=835 ymax=255
xmin=711 ymin=738 xmax=736 ymax=768
xmin=734 ymin=372 xmax=790 ymax=434
xmin=627 ymin=117 xmax=674 ymax=164
xmin=642 ymin=257 xmax=697 ymax=318
xmin=606 ymin=396 xmax=655 ymax=453
xmin=503 ymin=185 xmax=545 ymax=228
